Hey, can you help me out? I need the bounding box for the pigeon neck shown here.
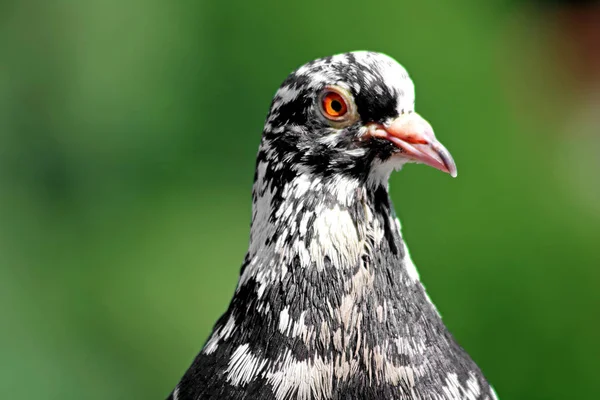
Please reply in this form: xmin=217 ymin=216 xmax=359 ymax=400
xmin=247 ymin=169 xmax=399 ymax=272
xmin=200 ymin=168 xmax=449 ymax=391
xmin=241 ymin=167 xmax=427 ymax=308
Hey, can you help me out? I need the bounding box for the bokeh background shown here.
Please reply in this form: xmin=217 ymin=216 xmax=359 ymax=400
xmin=1 ymin=0 xmax=599 ymax=399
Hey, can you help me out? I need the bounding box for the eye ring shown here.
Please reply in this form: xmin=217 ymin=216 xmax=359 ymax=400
xmin=318 ymin=86 xmax=355 ymax=123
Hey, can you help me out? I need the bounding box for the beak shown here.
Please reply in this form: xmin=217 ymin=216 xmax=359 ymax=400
xmin=366 ymin=113 xmax=457 ymax=177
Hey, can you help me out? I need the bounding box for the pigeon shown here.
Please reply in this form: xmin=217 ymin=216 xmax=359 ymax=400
xmin=167 ymin=51 xmax=498 ymax=400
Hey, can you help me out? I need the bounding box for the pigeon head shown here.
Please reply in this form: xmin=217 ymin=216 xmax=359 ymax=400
xmin=168 ymin=51 xmax=497 ymax=400
xmin=261 ymin=51 xmax=457 ymax=185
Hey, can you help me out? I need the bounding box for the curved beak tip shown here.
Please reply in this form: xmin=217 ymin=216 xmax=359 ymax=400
xmin=449 ymin=167 xmax=458 ymax=178
xmin=370 ymin=113 xmax=458 ymax=178
xmin=437 ymin=148 xmax=458 ymax=178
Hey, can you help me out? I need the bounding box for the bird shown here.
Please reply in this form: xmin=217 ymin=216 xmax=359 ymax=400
xmin=167 ymin=51 xmax=498 ymax=400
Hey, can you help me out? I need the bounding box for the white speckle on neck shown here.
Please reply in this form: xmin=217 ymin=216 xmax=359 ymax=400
xmin=299 ymin=211 xmax=312 ymax=237
xmin=346 ymin=265 xmax=375 ymax=304
xmin=442 ymin=372 xmax=485 ymax=400
xmin=330 ymin=175 xmax=360 ymax=206
xmin=266 ymin=349 xmax=334 ymax=400
xmin=466 ymin=374 xmax=482 ymax=398
xmin=368 ymin=156 xmax=410 ymax=188
xmin=249 ymin=161 xmax=274 ymax=256
xmin=226 ymin=344 xmax=269 ymax=387
xmin=201 ymin=314 xmax=237 ymax=355
xmin=221 ymin=314 xmax=237 ymax=339
xmin=383 ymin=363 xmax=419 ymax=388
xmin=309 ymin=204 xmax=361 ymax=271
xmin=394 ymin=336 xmax=426 ymax=357
xmin=278 ymin=307 xmax=290 ymax=334
xmin=256 ymin=281 xmax=268 ymax=299
xmin=293 ymin=173 xmax=312 ymax=198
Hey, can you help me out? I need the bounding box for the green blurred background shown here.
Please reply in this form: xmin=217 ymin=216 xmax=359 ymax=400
xmin=1 ymin=0 xmax=599 ymax=399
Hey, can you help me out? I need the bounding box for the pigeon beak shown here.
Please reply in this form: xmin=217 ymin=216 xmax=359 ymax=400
xmin=367 ymin=113 xmax=457 ymax=177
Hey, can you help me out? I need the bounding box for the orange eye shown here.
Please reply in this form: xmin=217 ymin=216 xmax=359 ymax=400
xmin=321 ymin=91 xmax=348 ymax=119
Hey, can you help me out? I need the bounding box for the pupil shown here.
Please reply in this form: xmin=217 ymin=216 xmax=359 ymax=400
xmin=331 ymin=100 xmax=343 ymax=113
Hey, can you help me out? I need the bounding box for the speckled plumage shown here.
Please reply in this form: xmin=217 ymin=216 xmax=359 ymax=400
xmin=167 ymin=52 xmax=498 ymax=400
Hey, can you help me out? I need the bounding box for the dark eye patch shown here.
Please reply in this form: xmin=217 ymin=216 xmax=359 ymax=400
xmin=352 ymin=70 xmax=398 ymax=124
